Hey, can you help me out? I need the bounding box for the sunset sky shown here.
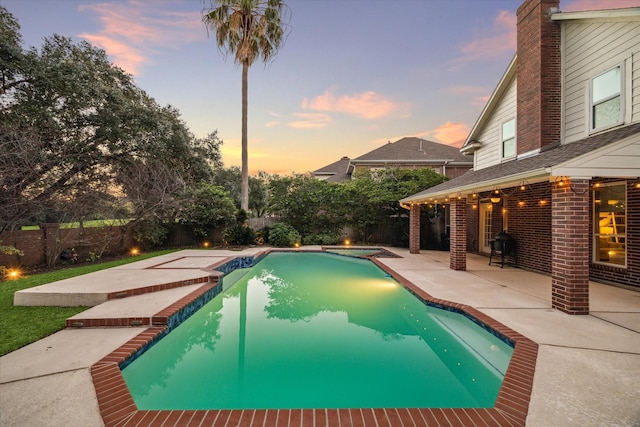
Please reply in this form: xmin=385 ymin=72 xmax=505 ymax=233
xmin=3 ymin=0 xmax=639 ymax=175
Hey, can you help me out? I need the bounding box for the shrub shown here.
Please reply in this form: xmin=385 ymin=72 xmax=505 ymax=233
xmin=0 ymin=245 xmax=24 ymax=277
xmin=234 ymin=209 xmax=248 ymax=225
xmin=223 ymin=225 xmax=256 ymax=246
xmin=256 ymin=226 xmax=271 ymax=245
xmin=268 ymin=223 xmax=301 ymax=248
xmin=130 ymin=220 xmax=168 ymax=249
xmin=178 ymin=184 xmax=235 ymax=240
xmin=302 ymin=232 xmax=340 ymax=246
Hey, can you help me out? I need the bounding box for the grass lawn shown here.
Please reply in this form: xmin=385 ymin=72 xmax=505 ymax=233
xmin=0 ymin=249 xmax=177 ymax=357
xmin=21 ymin=219 xmax=131 ymax=230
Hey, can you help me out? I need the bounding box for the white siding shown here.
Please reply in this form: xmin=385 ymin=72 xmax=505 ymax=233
xmin=562 ymin=20 xmax=640 ymax=143
xmin=553 ymin=133 xmax=640 ymax=177
xmin=634 ymin=48 xmax=640 ymax=123
xmin=474 ymin=75 xmax=517 ymax=170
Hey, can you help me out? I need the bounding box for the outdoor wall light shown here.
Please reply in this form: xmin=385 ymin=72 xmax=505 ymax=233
xmin=490 ymin=197 xmax=501 ymax=203
xmin=7 ymin=269 xmax=21 ymax=280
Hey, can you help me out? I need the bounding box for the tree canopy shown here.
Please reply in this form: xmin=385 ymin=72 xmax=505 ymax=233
xmin=0 ymin=6 xmax=223 ymax=232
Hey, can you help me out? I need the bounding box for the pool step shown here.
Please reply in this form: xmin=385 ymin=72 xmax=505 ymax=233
xmin=221 ymin=268 xmax=251 ymax=290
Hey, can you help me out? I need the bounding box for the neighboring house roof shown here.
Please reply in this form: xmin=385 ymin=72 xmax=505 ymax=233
xmin=400 ymin=122 xmax=640 ymax=205
xmin=351 ymin=137 xmax=472 ymax=165
xmin=311 ymin=156 xmax=352 ymax=182
xmin=312 ymin=138 xmax=473 ymax=182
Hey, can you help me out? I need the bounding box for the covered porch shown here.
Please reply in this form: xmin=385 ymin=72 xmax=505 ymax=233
xmin=400 ymin=124 xmax=640 ymax=315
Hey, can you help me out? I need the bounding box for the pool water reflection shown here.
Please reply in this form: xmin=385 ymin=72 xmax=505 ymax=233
xmin=122 ymin=252 xmax=513 ymax=410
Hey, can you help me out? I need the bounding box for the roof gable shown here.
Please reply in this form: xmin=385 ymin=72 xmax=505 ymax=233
xmin=352 ymin=137 xmax=471 ymax=164
xmin=461 ymin=56 xmax=517 ymax=155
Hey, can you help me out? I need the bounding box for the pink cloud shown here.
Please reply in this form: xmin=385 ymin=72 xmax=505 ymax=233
xmin=303 ymin=89 xmax=409 ymax=120
xmin=472 ymin=95 xmax=491 ymax=107
xmin=451 ymin=0 xmax=637 ymax=67
xmin=79 ymin=33 xmax=146 ymax=75
xmin=453 ymin=10 xmax=516 ymax=65
xmin=446 ymin=85 xmax=491 ymax=108
xmin=432 ymin=122 xmax=469 ymax=147
xmin=447 ymin=85 xmax=487 ymax=96
xmin=562 ymin=0 xmax=640 ymax=12
xmin=78 ymin=0 xmax=202 ymax=75
xmin=288 ymin=113 xmax=332 ymax=129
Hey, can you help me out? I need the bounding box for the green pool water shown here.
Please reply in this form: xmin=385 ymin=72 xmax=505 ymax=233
xmin=324 ymin=248 xmax=382 ymax=256
xmin=122 ymin=252 xmax=513 ymax=410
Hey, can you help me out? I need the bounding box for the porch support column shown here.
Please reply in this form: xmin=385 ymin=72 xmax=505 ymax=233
xmin=449 ymin=198 xmax=466 ymax=271
xmin=409 ymin=204 xmax=421 ymax=254
xmin=551 ymin=179 xmax=590 ymax=314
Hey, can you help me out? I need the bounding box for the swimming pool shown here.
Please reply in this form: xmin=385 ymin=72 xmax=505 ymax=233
xmin=121 ymin=251 xmax=513 ymax=410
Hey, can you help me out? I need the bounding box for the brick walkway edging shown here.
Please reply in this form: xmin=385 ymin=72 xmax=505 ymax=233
xmin=91 ymin=254 xmax=538 ymax=427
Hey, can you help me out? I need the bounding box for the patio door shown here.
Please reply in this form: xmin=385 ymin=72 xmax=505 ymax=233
xmin=479 ymin=201 xmax=493 ymax=253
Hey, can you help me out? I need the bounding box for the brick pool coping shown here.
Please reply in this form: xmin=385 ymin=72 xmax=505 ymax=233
xmin=90 ymin=250 xmax=538 ymax=426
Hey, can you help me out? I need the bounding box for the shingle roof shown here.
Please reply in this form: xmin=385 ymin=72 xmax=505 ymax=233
xmin=324 ymin=173 xmax=351 ymax=183
xmin=312 ymin=156 xmax=352 ymax=175
xmin=401 ymin=122 xmax=640 ymax=203
xmin=352 ymin=137 xmax=472 ymax=164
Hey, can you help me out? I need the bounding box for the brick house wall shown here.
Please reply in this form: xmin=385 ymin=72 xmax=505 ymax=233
xmin=449 ymin=199 xmax=467 ymax=270
xmin=443 ymin=166 xmax=473 ymax=180
xmin=409 ymin=204 xmax=420 ymax=254
xmin=463 ymin=179 xmax=638 ymax=289
xmin=516 ymin=0 xmax=561 ymax=154
xmin=463 ymin=184 xmax=552 ymax=271
xmin=491 ymin=200 xmax=505 ymax=239
xmin=502 ymin=182 xmax=553 ymax=274
xmin=551 ymin=179 xmax=590 ymax=314
xmin=466 ymin=202 xmax=480 ymax=253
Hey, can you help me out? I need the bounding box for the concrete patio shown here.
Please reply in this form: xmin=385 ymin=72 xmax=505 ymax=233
xmin=1 ymin=248 xmax=639 ymax=426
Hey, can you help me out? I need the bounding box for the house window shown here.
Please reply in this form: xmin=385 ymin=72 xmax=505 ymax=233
xmin=593 ymin=182 xmax=626 ymax=266
xmin=501 ymin=119 xmax=516 ymax=159
xmin=591 ymin=66 xmax=622 ymax=131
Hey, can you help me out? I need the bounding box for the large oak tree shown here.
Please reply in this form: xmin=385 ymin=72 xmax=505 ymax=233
xmin=0 ymin=7 xmax=222 ymax=232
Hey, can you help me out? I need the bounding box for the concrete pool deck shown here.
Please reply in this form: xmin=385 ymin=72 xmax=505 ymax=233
xmin=1 ymin=247 xmax=639 ymax=426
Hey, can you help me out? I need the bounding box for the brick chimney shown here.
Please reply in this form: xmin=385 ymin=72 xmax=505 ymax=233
xmin=516 ymin=0 xmax=561 ymax=154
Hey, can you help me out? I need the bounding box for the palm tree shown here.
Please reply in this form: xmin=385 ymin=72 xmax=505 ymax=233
xmin=203 ymin=0 xmax=289 ymax=212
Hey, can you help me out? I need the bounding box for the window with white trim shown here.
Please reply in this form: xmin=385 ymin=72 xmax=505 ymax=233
xmin=501 ymin=118 xmax=516 ymax=159
xmin=593 ymin=182 xmax=626 ymax=267
xmin=591 ymin=66 xmax=622 ymax=131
